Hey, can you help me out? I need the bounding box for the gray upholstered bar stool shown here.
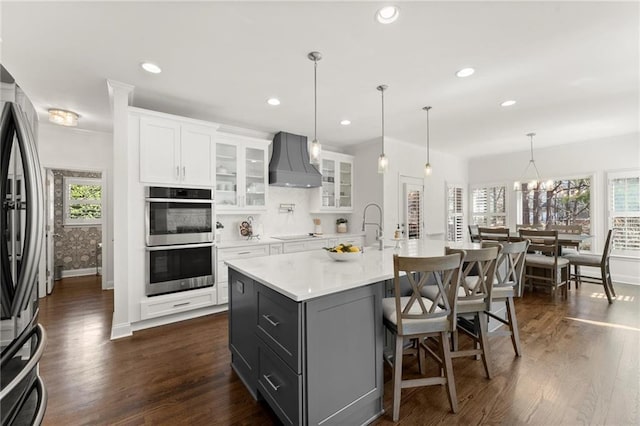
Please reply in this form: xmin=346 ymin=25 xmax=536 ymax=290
xmin=382 ymin=252 xmax=465 ymax=421
xmin=422 ymin=246 xmax=500 ymax=379
xmin=564 ymin=229 xmax=616 ymax=303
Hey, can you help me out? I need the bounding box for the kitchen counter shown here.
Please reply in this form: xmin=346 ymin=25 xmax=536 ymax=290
xmin=225 ymin=239 xmax=478 ymax=301
xmin=215 ymin=232 xmax=365 ymax=249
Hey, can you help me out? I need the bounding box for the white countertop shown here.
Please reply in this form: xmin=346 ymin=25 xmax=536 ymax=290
xmin=225 ymin=239 xmax=482 ymax=301
xmin=215 ymin=232 xmax=365 ymax=249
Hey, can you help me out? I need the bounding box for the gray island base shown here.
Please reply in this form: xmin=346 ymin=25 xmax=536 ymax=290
xmin=228 ymin=266 xmax=385 ymax=425
xmin=226 ymin=241 xmax=466 ymax=425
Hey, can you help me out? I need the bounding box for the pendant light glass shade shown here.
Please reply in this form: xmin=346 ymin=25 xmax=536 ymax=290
xmin=377 ymin=85 xmax=388 ymax=174
xmin=308 ymin=51 xmax=322 ymax=165
xmin=423 ymin=106 xmax=432 ymax=176
xmin=378 ymin=154 xmax=388 ymax=173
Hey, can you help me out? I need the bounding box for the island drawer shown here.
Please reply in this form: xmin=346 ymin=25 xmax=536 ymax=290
xmin=217 ymin=245 xmax=270 ymax=261
xmin=256 ymin=284 xmax=302 ymax=374
xmin=257 ymin=341 xmax=302 ymax=426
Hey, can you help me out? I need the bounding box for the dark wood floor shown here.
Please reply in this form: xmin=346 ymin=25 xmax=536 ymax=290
xmin=38 ymin=276 xmax=639 ymax=425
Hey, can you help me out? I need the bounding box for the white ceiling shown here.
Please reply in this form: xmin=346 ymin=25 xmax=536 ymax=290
xmin=1 ymin=1 xmax=638 ymax=158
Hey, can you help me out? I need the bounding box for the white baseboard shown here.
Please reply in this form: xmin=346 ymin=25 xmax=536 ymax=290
xmin=61 ymin=267 xmax=100 ymax=278
xmin=110 ymin=322 xmax=132 ymax=340
xmin=131 ymin=304 xmax=228 ymax=334
xmin=103 ymin=280 xmax=114 ymax=290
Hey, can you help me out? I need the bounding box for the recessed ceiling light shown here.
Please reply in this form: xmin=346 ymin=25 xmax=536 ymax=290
xmin=141 ymin=62 xmax=162 ymax=74
xmin=376 ymin=6 xmax=399 ymax=24
xmin=340 ymin=119 xmax=351 ymax=126
xmin=501 ymin=100 xmax=517 ymax=107
xmin=455 ymin=67 xmax=475 ymax=78
xmin=267 ymin=98 xmax=281 ymax=106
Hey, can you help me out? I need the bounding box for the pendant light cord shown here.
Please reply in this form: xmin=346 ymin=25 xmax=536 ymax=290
xmin=381 ymin=88 xmax=385 ymax=155
xmin=426 ymin=107 xmax=430 ymax=163
xmin=314 ymin=59 xmax=317 ymax=141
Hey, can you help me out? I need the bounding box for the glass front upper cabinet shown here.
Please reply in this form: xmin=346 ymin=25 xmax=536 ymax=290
xmin=312 ymin=151 xmax=354 ymax=213
xmin=215 ymin=135 xmax=269 ymax=213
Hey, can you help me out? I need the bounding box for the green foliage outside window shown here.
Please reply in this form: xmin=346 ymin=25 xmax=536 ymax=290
xmin=67 ymin=183 xmax=102 ymax=222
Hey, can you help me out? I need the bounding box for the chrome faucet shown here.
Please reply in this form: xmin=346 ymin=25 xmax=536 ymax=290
xmin=362 ymin=202 xmax=384 ymax=250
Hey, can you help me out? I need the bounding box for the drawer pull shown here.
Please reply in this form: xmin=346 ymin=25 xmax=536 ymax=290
xmin=262 ymin=314 xmax=280 ymax=327
xmin=238 ymin=251 xmax=251 ymax=255
xmin=173 ymin=302 xmax=191 ymax=308
xmin=263 ymin=374 xmax=281 ymax=391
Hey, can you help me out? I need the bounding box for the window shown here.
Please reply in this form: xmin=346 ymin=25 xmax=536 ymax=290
xmin=517 ymin=177 xmax=591 ymax=233
xmin=447 ymin=184 xmax=464 ymax=242
xmin=64 ymin=177 xmax=102 ymax=225
xmin=472 ymin=185 xmax=506 ymax=227
xmin=608 ymin=170 xmax=640 ymax=256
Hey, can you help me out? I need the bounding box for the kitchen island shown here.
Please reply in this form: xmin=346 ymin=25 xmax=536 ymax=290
xmin=226 ymin=239 xmax=474 ymax=425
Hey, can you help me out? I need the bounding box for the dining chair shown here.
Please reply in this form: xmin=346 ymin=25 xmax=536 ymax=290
xmin=518 ymin=229 xmax=570 ymax=300
xmin=382 ymin=252 xmax=464 ymax=421
xmin=478 ymin=227 xmax=510 ymax=242
xmin=482 ymin=239 xmax=530 ymax=356
xmin=547 ymin=224 xmax=583 ymax=256
xmin=422 ymin=246 xmax=499 ymax=380
xmin=468 ymin=224 xmax=480 ymax=242
xmin=564 ymin=229 xmax=616 ymax=303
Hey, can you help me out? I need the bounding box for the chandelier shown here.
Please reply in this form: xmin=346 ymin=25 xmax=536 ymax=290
xmin=514 ymin=133 xmax=553 ymax=191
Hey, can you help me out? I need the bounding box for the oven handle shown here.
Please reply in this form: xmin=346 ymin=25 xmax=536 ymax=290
xmin=145 ymin=198 xmax=215 ymax=204
xmin=145 ymin=242 xmax=214 ymax=251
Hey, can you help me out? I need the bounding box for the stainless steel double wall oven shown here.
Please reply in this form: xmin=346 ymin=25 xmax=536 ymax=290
xmin=145 ymin=186 xmax=215 ymax=296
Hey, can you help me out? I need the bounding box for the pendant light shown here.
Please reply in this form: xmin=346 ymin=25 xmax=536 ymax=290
xmin=377 ymin=85 xmax=388 ymax=173
xmin=423 ymin=106 xmax=432 ymax=176
xmin=514 ymin=133 xmax=553 ymax=191
xmin=308 ymin=51 xmax=322 ymax=165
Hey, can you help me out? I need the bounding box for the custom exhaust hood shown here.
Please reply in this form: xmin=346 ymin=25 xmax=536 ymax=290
xmin=268 ymin=131 xmax=321 ymax=188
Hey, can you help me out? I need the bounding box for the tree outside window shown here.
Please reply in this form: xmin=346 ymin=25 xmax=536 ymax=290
xmin=472 ymin=185 xmax=506 ymax=227
xmin=518 ymin=178 xmax=590 ymax=230
xmin=64 ymin=177 xmax=102 ymax=225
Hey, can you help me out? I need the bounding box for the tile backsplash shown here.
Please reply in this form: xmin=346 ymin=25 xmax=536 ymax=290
xmin=216 ymin=186 xmax=354 ymax=241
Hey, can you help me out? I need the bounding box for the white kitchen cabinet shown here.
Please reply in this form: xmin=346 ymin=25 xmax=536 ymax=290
xmin=282 ymin=238 xmax=330 ymax=254
xmin=139 ymin=114 xmax=217 ymax=186
xmin=140 ymin=287 xmax=217 ymax=320
xmin=311 ymin=151 xmax=354 ymax=212
xmin=269 ymin=243 xmax=283 ymax=255
xmin=216 ymin=133 xmax=270 ymax=213
xmin=216 ymin=244 xmax=271 ymax=304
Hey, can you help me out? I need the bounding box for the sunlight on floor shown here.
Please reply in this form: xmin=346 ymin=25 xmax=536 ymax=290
xmin=565 ymin=317 xmax=640 ymax=332
xmin=590 ymin=293 xmax=635 ymax=302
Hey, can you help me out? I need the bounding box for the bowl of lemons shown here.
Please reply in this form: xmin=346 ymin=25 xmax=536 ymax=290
xmin=323 ymin=243 xmax=362 ymax=261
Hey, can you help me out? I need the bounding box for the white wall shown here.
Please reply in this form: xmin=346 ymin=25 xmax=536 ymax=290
xmin=468 ymin=132 xmax=640 ymax=285
xmin=37 ymin=122 xmax=114 ymax=290
xmin=348 ymin=137 xmax=468 ymax=245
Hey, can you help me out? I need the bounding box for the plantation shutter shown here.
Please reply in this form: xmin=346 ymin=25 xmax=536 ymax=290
xmin=609 ymin=172 xmax=640 ymax=253
xmin=447 ymin=185 xmax=464 ymax=242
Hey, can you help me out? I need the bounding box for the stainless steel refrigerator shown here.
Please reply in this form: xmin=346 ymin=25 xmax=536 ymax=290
xmin=0 ymin=67 xmax=48 ymax=425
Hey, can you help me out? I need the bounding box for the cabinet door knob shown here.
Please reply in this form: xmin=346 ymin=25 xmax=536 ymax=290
xmin=182 ymin=166 xmax=186 ymax=179
xmin=176 ymin=166 xmax=180 ymax=179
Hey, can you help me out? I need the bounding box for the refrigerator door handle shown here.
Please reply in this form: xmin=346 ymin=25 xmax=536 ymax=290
xmin=2 ymin=103 xmax=45 ymax=316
